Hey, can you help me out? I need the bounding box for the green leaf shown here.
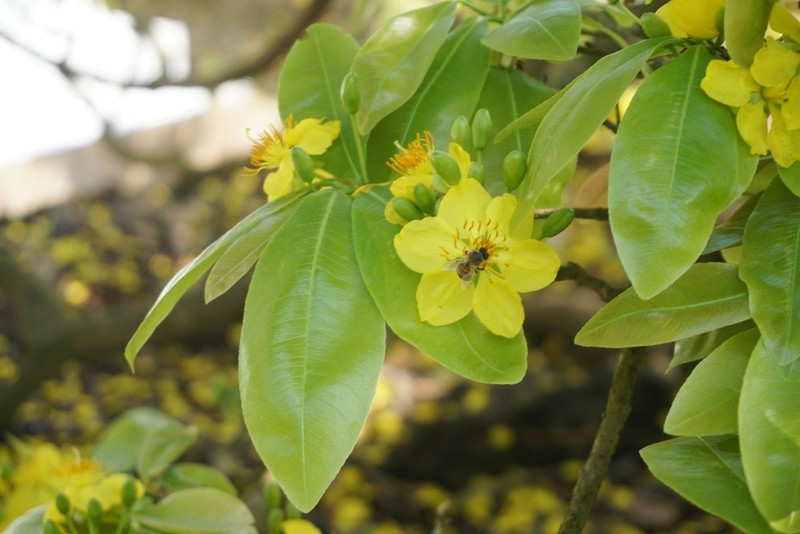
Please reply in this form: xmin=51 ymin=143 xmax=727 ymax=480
xmin=740 ymin=178 xmax=800 ymax=365
xmin=740 ymin=340 xmax=800 ymax=531
xmin=669 ymin=320 xmax=755 ymax=370
xmin=3 ymin=505 xmax=45 ymax=534
xmin=513 ymin=37 xmax=672 ymax=232
xmin=278 ymin=24 xmax=361 ymax=180
xmin=351 ymin=187 xmax=527 ymax=383
xmin=138 ymin=423 xmax=199 ymax=483
xmin=778 ymin=161 xmax=800 ymax=197
xmin=205 ymin=197 xmax=303 ymax=302
xmin=477 ymin=66 xmax=556 ymax=195
xmin=240 ymin=189 xmax=385 ymax=512
xmin=641 ymin=436 xmax=774 ymax=534
xmin=724 ymin=0 xmax=771 ymax=67
xmin=609 ymin=46 xmax=757 ymax=299
xmin=664 ymin=328 xmax=760 ymax=436
xmin=134 ymin=488 xmax=256 ymax=534
xmin=364 ymin=17 xmax=490 ymax=183
xmin=481 ymin=0 xmax=580 ymax=61
xmin=352 ymin=1 xmax=456 ymax=135
xmin=94 ymin=408 xmax=193 ymax=473
xmin=124 ymin=191 xmax=308 ymax=369
xmin=160 ymin=463 xmax=238 ymax=496
xmin=575 ymin=263 xmax=751 ymax=348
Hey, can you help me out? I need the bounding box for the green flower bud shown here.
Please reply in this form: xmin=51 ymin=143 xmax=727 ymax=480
xmin=121 ymin=476 xmax=138 ymax=508
xmin=413 ymin=184 xmax=437 ymax=215
xmin=640 ymin=13 xmax=672 ymax=38
xmin=264 ymin=481 xmax=282 ymax=509
xmin=340 ymin=72 xmax=361 ymax=115
xmin=503 ymin=150 xmax=527 ymax=191
xmin=541 ymin=208 xmax=574 ymax=238
xmin=450 ymin=116 xmax=471 ymax=150
xmin=431 ymin=174 xmax=451 ymax=194
xmin=472 ymin=108 xmax=492 ymax=150
xmin=391 ymin=197 xmax=424 ymax=222
xmin=88 ymin=498 xmax=103 ymax=524
xmin=285 ymin=500 xmax=301 ymax=520
xmin=44 ymin=520 xmax=61 ymax=534
xmin=468 ymin=162 xmax=485 ymax=185
xmin=291 ymin=147 xmax=316 ymax=183
xmin=430 ymin=150 xmax=461 ymax=186
xmin=715 ymin=7 xmax=725 ymax=37
xmin=267 ymin=508 xmax=284 ymax=534
xmin=55 ymin=492 xmax=70 ymax=516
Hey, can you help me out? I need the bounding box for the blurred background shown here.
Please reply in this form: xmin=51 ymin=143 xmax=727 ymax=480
xmin=0 ymin=0 xmax=737 ymax=532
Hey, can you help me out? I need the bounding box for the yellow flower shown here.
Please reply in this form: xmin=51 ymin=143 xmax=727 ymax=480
xmin=701 ymin=38 xmax=800 ymax=167
xmin=393 ymin=178 xmax=560 ymax=337
xmin=770 ymin=2 xmax=800 ymax=42
xmin=655 ymin=0 xmax=724 ymax=39
xmin=246 ymin=115 xmax=340 ymax=200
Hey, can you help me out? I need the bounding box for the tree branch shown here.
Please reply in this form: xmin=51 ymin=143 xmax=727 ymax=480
xmin=556 ymin=262 xmax=624 ymax=302
xmin=534 ymin=208 xmax=609 ymax=221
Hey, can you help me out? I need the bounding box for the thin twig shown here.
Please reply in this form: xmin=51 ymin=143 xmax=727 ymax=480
xmin=534 ymin=208 xmax=609 ymax=221
xmin=557 ymin=346 xmax=645 ymax=534
xmin=556 ymin=262 xmax=624 ymax=302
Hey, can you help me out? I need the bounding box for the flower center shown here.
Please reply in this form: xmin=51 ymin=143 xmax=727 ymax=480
xmin=388 ymin=131 xmax=434 ymax=175
xmin=249 ymin=125 xmax=288 ymax=169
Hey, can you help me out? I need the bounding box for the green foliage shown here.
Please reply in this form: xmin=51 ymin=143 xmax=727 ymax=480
xmin=134 ymin=488 xmax=256 ymax=534
xmin=724 ymin=0 xmax=773 ymax=67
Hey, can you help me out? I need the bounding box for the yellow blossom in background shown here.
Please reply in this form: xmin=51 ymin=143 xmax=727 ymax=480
xmin=655 ymin=0 xmax=724 ymax=39
xmin=393 ymin=178 xmax=560 ymax=337
xmin=770 ymin=3 xmax=800 ymax=42
xmin=282 ymin=519 xmax=323 ymax=534
xmin=701 ymin=37 xmax=800 ymax=167
xmin=246 ymin=115 xmax=340 ymax=200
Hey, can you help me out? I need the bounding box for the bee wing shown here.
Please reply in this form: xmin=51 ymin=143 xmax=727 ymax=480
xmin=443 ymin=258 xmax=462 ymax=272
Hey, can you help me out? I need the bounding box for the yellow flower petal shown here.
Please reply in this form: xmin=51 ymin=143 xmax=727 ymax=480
xmin=389 ymin=174 xmax=434 ymax=200
xmin=282 ymin=519 xmax=323 ymax=534
xmin=770 ymin=3 xmax=800 ymax=42
xmin=437 ymin=178 xmax=491 ymax=231
xmin=700 ymin=60 xmax=758 ymax=107
xmin=736 ymin=102 xmax=770 ymax=155
xmin=496 ymin=239 xmax=561 ymax=293
xmin=783 ymin=76 xmax=800 ymax=131
xmin=384 ymin=201 xmax=407 ymax=226
xmin=417 ymin=270 xmax=473 ymax=326
xmin=394 ymin=217 xmax=458 ymax=273
xmin=263 ymin=165 xmax=299 ymax=200
xmin=285 ymin=118 xmax=340 ymax=155
xmin=750 ymin=38 xmax=800 ymax=89
xmin=448 ymin=142 xmax=472 ymax=179
xmin=472 ymin=276 xmax=524 ymax=338
xmin=768 ymin=107 xmax=800 ymax=168
xmin=484 ymin=194 xmax=517 ymax=235
xmin=656 ymin=0 xmax=724 ymax=38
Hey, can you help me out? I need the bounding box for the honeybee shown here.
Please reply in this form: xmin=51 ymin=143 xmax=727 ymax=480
xmin=447 ymin=247 xmax=489 ymax=287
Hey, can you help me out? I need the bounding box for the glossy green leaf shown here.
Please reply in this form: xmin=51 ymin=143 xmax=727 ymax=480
xmin=205 ymin=197 xmax=302 ymax=302
xmin=513 ymin=37 xmax=671 ymax=233
xmin=609 ymin=46 xmax=757 ymax=300
xmin=669 ymin=320 xmax=755 ymax=370
xmin=352 ymin=1 xmax=456 ymax=135
xmin=351 ymin=187 xmax=527 ymax=383
xmin=138 ymin=423 xmax=199 ymax=483
xmin=641 ymin=436 xmax=773 ymax=534
xmin=724 ymin=0 xmax=772 ymax=67
xmin=740 ymin=178 xmax=800 ymax=365
xmin=664 ymin=328 xmax=759 ymax=436
xmin=575 ymin=263 xmax=750 ymax=348
xmin=124 ymin=192 xmax=307 ymax=369
xmin=476 ymin=66 xmax=556 ymax=195
xmin=778 ymin=161 xmax=800 ymax=197
xmin=160 ymin=463 xmax=237 ymax=496
xmin=278 ymin=24 xmax=361 ymax=180
xmin=740 ymin=340 xmax=800 ymax=531
xmin=94 ymin=408 xmax=193 ymax=473
xmin=481 ymin=0 xmax=580 ymax=61
xmin=240 ymin=189 xmax=385 ymax=512
xmin=134 ymin=488 xmax=256 ymax=534
xmin=702 ymin=220 xmax=746 ymax=255
xmin=365 ymin=17 xmax=490 ymax=183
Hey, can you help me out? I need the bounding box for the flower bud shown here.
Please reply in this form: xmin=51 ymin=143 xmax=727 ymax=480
xmin=472 ymin=108 xmax=492 ymax=150
xmin=340 ymin=72 xmax=361 ymax=115
xmin=450 ymin=116 xmax=471 ymax=150
xmin=291 ymin=147 xmax=316 ymax=183
xmin=431 ymin=174 xmax=451 ymax=194
xmin=391 ymin=198 xmax=424 ymax=222
xmin=264 ymin=481 xmax=282 ymax=509
xmin=413 ymin=184 xmax=437 ymax=215
xmin=541 ymin=208 xmax=574 ymax=238
xmin=468 ymin=162 xmax=485 ymax=186
xmin=503 ymin=150 xmax=527 ymax=191
xmin=45 ymin=520 xmax=61 ymax=534
xmin=267 ymin=508 xmax=284 ymax=534
xmin=285 ymin=500 xmax=301 ymax=520
xmin=55 ymin=492 xmax=71 ymax=516
xmin=640 ymin=13 xmax=672 ymax=38
xmin=430 ymin=151 xmax=461 ymax=186
xmin=88 ymin=498 xmax=103 ymax=524
xmin=121 ymin=476 xmax=138 ymax=508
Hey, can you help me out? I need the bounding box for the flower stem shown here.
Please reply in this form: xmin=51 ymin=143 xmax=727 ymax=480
xmin=350 ymin=114 xmax=369 ymax=185
xmin=534 ymin=207 xmax=609 ymax=221
xmin=557 ymin=346 xmax=645 ymax=534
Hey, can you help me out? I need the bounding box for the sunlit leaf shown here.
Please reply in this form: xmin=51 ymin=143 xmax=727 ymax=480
xmin=2 ymin=506 xmax=45 ymax=534
xmin=669 ymin=320 xmax=755 ymax=370
xmin=351 ymin=187 xmax=527 ymax=383
xmin=138 ymin=423 xmax=199 ymax=483
xmin=160 ymin=463 xmax=238 ymax=496
xmin=134 ymin=488 xmax=256 ymax=534
xmin=575 ymin=263 xmax=750 ymax=348
xmin=240 ymin=189 xmax=385 ymax=512
xmin=778 ymin=162 xmax=800 ymax=197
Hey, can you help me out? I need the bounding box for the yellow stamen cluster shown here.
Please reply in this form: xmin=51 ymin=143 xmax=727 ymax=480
xmin=387 ymin=131 xmax=434 ymax=175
